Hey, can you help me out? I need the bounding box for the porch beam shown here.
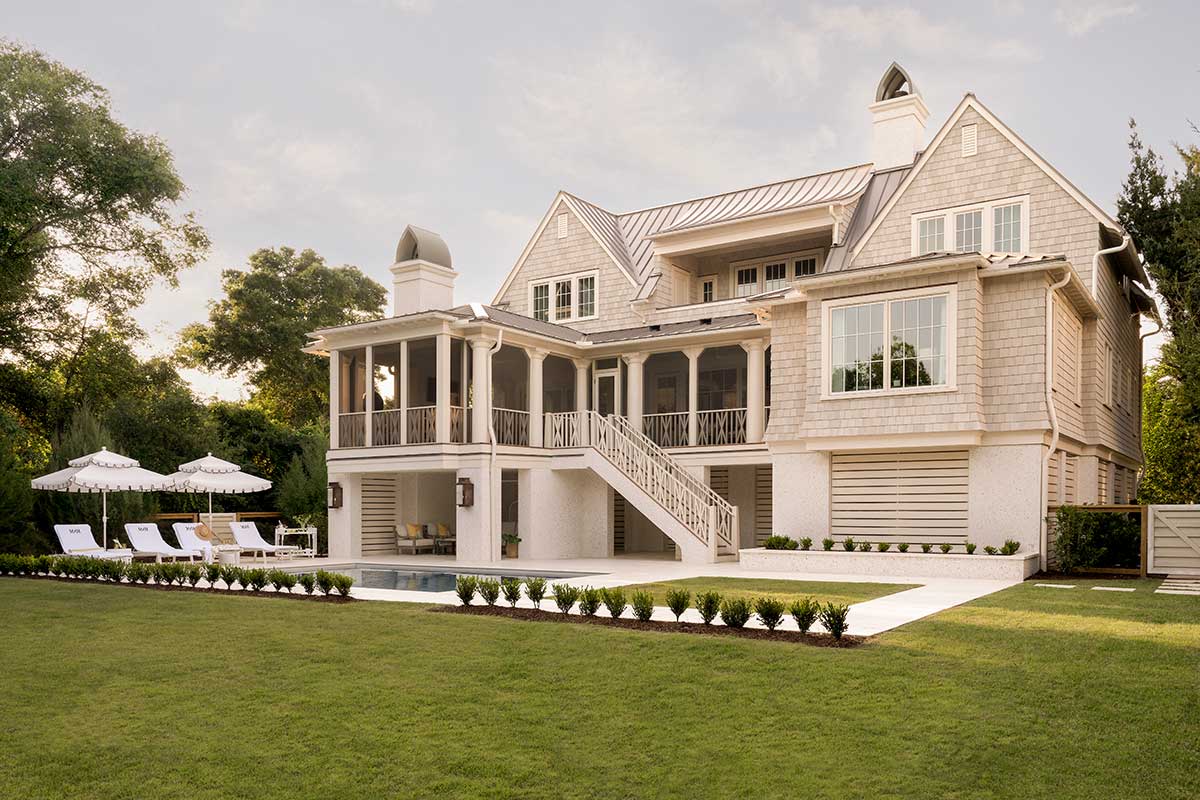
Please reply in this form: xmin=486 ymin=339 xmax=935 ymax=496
xmin=742 ymin=339 xmax=766 ymax=443
xmin=528 ymin=348 xmax=546 ymax=447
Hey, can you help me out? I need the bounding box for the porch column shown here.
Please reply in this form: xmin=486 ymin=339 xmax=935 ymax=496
xmin=528 ymin=348 xmax=546 ymax=447
xmin=471 ymin=337 xmax=493 ymax=443
xmin=573 ymin=358 xmax=590 ymax=446
xmin=399 ymin=340 xmax=409 ymax=445
xmin=363 ymin=344 xmax=375 ymax=447
xmin=743 ymin=339 xmax=765 ymax=443
xmin=624 ymin=353 xmax=647 ymax=433
xmin=685 ymin=347 xmax=703 ymax=446
xmin=436 ymin=332 xmax=451 ymax=442
xmin=329 ymin=350 xmax=340 ymax=449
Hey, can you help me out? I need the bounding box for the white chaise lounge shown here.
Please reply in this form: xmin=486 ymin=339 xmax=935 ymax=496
xmin=230 ymin=521 xmax=299 ymax=563
xmin=172 ymin=522 xmax=214 ymax=562
xmin=52 ymin=524 xmax=134 ymax=561
xmin=124 ymin=523 xmax=200 ymax=562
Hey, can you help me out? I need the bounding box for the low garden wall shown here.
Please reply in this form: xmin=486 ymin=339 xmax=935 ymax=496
xmin=739 ymin=548 xmax=1040 ymax=580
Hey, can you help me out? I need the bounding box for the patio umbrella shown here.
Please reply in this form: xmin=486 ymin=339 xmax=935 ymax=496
xmin=167 ymin=453 xmax=272 ymax=529
xmin=31 ymin=447 xmax=172 ymax=548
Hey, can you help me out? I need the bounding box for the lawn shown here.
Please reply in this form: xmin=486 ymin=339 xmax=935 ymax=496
xmin=616 ymin=575 xmax=915 ymax=607
xmin=1 ymin=578 xmax=1197 ymax=799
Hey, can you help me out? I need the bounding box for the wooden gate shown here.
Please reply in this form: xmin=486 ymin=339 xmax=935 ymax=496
xmin=1148 ymin=505 xmax=1200 ymax=576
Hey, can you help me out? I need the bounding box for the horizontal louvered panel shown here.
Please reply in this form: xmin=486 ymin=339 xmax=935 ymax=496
xmin=830 ymin=450 xmax=969 ymax=543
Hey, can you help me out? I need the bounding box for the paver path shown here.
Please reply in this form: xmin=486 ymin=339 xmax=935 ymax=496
xmin=1156 ymin=576 xmax=1200 ymax=596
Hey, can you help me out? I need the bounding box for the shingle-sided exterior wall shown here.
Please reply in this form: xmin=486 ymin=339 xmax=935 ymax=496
xmin=980 ymin=272 xmax=1050 ymax=432
xmin=494 ymin=200 xmax=642 ymax=333
xmin=764 ymin=303 xmax=807 ymax=442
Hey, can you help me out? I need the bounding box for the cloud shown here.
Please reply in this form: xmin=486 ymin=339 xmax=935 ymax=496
xmin=812 ymin=5 xmax=1038 ymax=63
xmin=1053 ymin=2 xmax=1139 ymax=36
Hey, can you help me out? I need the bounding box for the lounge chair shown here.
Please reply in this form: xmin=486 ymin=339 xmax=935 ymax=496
xmin=229 ymin=521 xmax=299 ymax=563
xmin=52 ymin=524 xmax=134 ymax=561
xmin=397 ymin=522 xmax=435 ymax=555
xmin=172 ymin=522 xmax=215 ymax=562
xmin=429 ymin=522 xmax=455 ymax=554
xmin=124 ymin=523 xmax=200 ymax=562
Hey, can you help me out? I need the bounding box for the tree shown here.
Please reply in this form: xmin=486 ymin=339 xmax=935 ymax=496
xmin=177 ymin=247 xmax=385 ymax=428
xmin=1139 ymin=363 xmax=1200 ymax=504
xmin=276 ymin=432 xmax=329 ymax=553
xmin=0 ymin=42 xmax=208 ymax=362
xmin=1118 ymin=120 xmax=1200 ymax=419
xmin=0 ymin=413 xmax=40 ymax=553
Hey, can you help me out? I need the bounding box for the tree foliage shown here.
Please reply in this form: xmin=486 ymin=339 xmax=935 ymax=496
xmin=1139 ymin=363 xmax=1200 ymax=503
xmin=0 ymin=41 xmax=208 ymax=361
xmin=177 ymin=247 xmax=385 ymax=428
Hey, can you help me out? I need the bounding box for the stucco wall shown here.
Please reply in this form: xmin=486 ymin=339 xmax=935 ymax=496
xmin=968 ymin=444 xmax=1043 ymax=552
xmin=769 ymin=450 xmax=830 ymax=540
xmin=518 ymin=467 xmax=610 ymax=559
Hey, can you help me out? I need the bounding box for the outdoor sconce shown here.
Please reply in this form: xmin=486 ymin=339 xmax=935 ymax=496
xmin=327 ymin=482 xmax=343 ymax=509
xmin=456 ymin=477 xmax=474 ymax=508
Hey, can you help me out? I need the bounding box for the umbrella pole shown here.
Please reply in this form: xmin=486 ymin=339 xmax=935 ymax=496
xmin=102 ymin=491 xmax=108 ymax=549
xmin=208 ymin=491 xmax=213 ymax=531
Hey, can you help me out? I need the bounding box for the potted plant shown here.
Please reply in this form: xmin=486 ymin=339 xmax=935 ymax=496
xmin=502 ymin=532 xmax=521 ymax=558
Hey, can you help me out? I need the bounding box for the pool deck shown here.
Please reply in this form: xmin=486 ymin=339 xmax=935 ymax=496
xmin=264 ymin=553 xmax=1018 ymax=637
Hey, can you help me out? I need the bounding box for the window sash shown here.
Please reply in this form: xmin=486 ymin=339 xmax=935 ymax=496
xmin=532 ymin=284 xmax=549 ymax=321
xmin=577 ymin=275 xmax=595 ymax=318
xmin=918 ymin=217 xmax=944 ymax=254
xmin=701 ymin=279 xmax=714 ymax=303
xmin=912 ymin=196 xmax=1028 ymax=257
xmin=554 ymin=280 xmax=572 ymax=320
xmin=735 ymin=267 xmax=758 ymax=297
xmin=829 ymin=293 xmax=950 ymax=395
xmin=794 ymin=257 xmax=817 ymax=277
xmin=993 ymin=203 xmax=1022 ymax=252
xmin=954 ymin=210 xmax=982 ymax=253
xmin=763 ymin=262 xmax=788 ymax=292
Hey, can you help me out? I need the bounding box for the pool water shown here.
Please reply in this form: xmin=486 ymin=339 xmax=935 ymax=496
xmin=333 ymin=567 xmax=592 ymax=593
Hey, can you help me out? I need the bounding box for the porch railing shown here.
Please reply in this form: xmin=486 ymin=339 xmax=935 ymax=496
xmin=643 ymin=411 xmax=688 ymax=448
xmin=338 ymin=412 xmax=365 ymax=448
xmin=545 ymin=411 xmax=585 ymax=447
xmin=372 ymin=408 xmax=404 ymax=445
xmin=697 ymin=408 xmax=747 ymax=446
xmin=407 ymin=406 xmax=436 ymax=444
xmin=450 ymin=405 xmax=466 ymax=443
xmin=492 ymin=407 xmax=529 ymax=446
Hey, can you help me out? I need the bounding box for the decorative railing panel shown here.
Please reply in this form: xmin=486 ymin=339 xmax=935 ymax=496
xmin=372 ymin=409 xmax=404 ymax=446
xmin=545 ymin=411 xmax=584 ymax=447
xmin=407 ymin=406 xmax=436 ymax=445
xmin=450 ymin=406 xmax=466 ymax=443
xmin=697 ymin=408 xmax=747 ymax=446
xmin=492 ymin=408 xmax=529 ymax=446
xmin=338 ymin=413 xmax=365 ymax=448
xmin=643 ymin=412 xmax=688 ymax=448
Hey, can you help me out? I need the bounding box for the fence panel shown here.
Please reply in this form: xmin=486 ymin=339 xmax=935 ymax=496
xmin=1148 ymin=505 xmax=1200 ymax=576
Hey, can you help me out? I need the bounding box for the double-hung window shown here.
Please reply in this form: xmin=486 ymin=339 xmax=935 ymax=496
xmin=825 ymin=287 xmax=955 ymax=396
xmin=731 ymin=249 xmax=823 ymax=295
xmin=735 ymin=267 xmax=758 ymax=298
xmin=701 ymin=277 xmax=715 ymax=303
xmin=763 ymin=262 xmax=788 ymax=292
xmin=912 ymin=195 xmax=1029 ymax=257
xmin=530 ymin=271 xmax=599 ymax=323
xmin=794 ymin=256 xmax=818 ymax=277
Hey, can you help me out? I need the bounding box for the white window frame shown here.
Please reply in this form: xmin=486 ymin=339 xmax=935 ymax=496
xmin=911 ymin=195 xmax=1030 ymax=258
xmin=820 ymin=284 xmax=958 ymax=400
xmin=916 ymin=215 xmax=945 ymax=255
xmin=700 ymin=275 xmax=716 ymax=304
xmin=528 ymin=269 xmax=599 ymax=323
xmin=953 ymin=208 xmax=983 ymax=253
xmin=729 ymin=248 xmax=824 ymax=296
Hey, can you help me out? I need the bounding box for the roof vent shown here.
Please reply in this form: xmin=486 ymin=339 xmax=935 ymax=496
xmin=390 ymin=225 xmax=458 ymax=316
xmin=699 ymin=318 xmax=712 ymax=325
xmin=648 ymin=324 xmax=661 ymax=331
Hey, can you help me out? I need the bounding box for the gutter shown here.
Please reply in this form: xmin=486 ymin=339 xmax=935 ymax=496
xmin=1040 ymin=268 xmax=1072 ymax=572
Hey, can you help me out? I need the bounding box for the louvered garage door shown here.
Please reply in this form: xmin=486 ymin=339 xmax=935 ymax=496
xmin=831 ymin=450 xmax=969 ymax=545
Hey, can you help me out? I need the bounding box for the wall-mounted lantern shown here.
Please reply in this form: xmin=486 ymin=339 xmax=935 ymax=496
xmin=327 ymin=482 xmax=343 ymax=509
xmin=456 ymin=477 xmax=474 ymax=508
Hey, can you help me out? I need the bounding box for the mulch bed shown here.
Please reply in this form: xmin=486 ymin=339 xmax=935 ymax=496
xmin=3 ymin=575 xmax=356 ymax=603
xmin=433 ymin=604 xmax=863 ymax=647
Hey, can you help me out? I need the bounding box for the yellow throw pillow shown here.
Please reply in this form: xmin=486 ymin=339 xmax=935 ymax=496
xmin=437 ymin=523 xmax=451 ymax=538
xmin=405 ymin=523 xmax=423 ymax=539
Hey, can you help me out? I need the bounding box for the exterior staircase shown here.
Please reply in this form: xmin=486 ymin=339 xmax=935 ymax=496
xmin=546 ymin=411 xmax=739 ymax=562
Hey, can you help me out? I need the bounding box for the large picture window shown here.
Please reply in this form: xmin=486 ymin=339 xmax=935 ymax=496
xmin=825 ymin=287 xmax=955 ymax=396
xmin=529 ymin=270 xmax=599 ymax=323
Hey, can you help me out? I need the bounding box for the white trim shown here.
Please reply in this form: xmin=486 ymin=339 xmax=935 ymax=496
xmin=699 ymin=274 xmax=717 ymax=304
xmin=851 ymin=94 xmax=1125 ymax=263
xmin=961 ymin=123 xmax=977 ymax=157
xmin=910 ymin=194 xmax=1029 ymax=258
xmin=820 ymin=283 xmax=958 ymax=400
xmin=729 ymin=248 xmax=824 ymax=297
xmin=528 ymin=269 xmax=600 ymax=324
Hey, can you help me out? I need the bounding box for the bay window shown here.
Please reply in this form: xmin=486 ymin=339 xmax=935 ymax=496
xmin=824 ymin=286 xmax=956 ymax=397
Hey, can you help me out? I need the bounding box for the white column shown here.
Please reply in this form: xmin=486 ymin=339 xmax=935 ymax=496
xmin=436 ymin=332 xmax=451 ymax=443
xmin=573 ymin=358 xmax=590 ymax=446
xmin=399 ymin=340 xmax=408 ymax=445
xmin=459 ymin=339 xmax=468 ymax=442
xmin=528 ymin=349 xmax=546 ymax=447
xmin=743 ymin=339 xmax=765 ymax=443
xmin=685 ymin=347 xmax=703 ymax=447
xmin=471 ymin=338 xmax=493 ymax=443
xmin=329 ymin=350 xmax=340 ymax=449
xmin=363 ymin=344 xmax=374 ymax=447
xmin=624 ymin=353 xmax=646 ymax=433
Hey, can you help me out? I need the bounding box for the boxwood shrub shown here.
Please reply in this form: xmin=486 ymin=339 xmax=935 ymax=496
xmin=718 ymin=597 xmax=752 ymax=629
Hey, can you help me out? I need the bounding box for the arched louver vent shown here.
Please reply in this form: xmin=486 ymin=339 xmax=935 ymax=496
xmin=875 ymin=62 xmax=917 ymax=102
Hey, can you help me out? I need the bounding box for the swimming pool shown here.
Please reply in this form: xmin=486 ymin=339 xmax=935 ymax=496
xmin=325 ymin=565 xmax=595 ymax=593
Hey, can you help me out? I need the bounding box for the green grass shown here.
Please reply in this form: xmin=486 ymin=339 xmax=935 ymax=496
xmin=616 ymin=575 xmax=915 ymax=607
xmin=1 ymin=577 xmax=1197 ymax=799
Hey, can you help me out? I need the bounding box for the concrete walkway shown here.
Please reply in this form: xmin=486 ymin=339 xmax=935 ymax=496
xmin=322 ymin=555 xmax=1019 ymax=637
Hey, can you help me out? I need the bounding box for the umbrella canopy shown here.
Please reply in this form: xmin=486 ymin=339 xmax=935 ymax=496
xmin=31 ymin=447 xmax=171 ymax=548
xmin=168 ymin=453 xmax=271 ymax=529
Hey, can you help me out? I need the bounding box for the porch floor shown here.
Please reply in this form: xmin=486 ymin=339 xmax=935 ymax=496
xmin=265 ymin=553 xmax=1018 ymax=637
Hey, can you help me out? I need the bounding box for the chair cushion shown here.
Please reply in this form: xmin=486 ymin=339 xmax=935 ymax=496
xmin=437 ymin=523 xmax=452 ymax=538
xmin=405 ymin=523 xmax=423 ymax=539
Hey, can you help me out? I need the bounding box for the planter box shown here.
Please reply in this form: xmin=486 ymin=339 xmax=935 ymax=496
xmin=738 ymin=547 xmax=1040 ymax=581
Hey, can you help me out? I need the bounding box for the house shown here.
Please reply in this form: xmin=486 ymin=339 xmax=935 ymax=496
xmin=306 ymin=64 xmax=1157 ymax=572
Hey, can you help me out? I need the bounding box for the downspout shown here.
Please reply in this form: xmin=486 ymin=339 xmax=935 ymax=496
xmin=1040 ymin=268 xmax=1072 ymax=572
xmin=487 ymin=330 xmax=504 ymax=560
xmin=1135 ymin=311 xmax=1162 ymax=497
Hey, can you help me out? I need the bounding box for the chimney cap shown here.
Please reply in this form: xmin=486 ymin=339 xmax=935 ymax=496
xmin=395 ymin=225 xmax=452 ymax=269
xmin=875 ymin=62 xmax=918 ymax=103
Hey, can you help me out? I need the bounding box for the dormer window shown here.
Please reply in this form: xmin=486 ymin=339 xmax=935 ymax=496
xmin=912 ymin=195 xmax=1029 ymax=257
xmin=530 ymin=270 xmax=599 ymax=322
xmin=731 ymin=248 xmax=824 ymax=297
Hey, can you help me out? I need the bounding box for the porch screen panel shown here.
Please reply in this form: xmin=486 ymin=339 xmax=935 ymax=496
xmin=830 ymin=450 xmax=968 ymax=544
xmin=362 ymin=475 xmax=398 ymax=554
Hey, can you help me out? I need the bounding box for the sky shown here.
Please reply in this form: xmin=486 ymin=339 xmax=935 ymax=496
xmin=5 ymin=0 xmax=1194 ymax=399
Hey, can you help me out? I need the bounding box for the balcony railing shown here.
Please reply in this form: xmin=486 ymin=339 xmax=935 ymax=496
xmin=644 ymin=412 xmax=688 ymax=448
xmin=450 ymin=405 xmax=466 ymax=443
xmin=545 ymin=411 xmax=585 ymax=447
xmin=338 ymin=412 xmax=365 ymax=448
xmin=373 ymin=408 xmax=404 ymax=445
xmin=697 ymin=408 xmax=747 ymax=446
xmin=492 ymin=407 xmax=529 ymax=446
xmin=407 ymin=406 xmax=436 ymax=444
